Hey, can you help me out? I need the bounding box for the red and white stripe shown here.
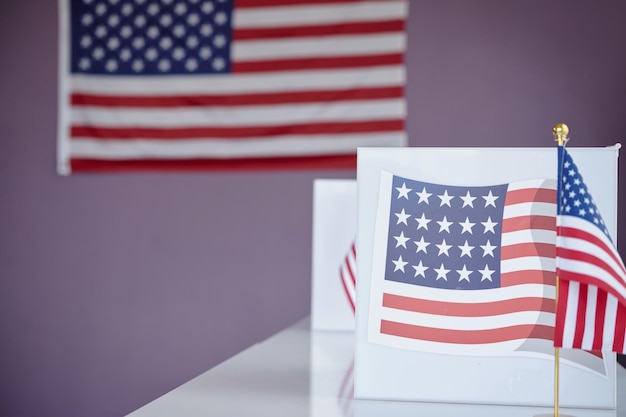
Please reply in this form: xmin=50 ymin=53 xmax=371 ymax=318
xmin=340 ymin=241 xmax=357 ymax=313
xmin=555 ymin=215 xmax=626 ymax=353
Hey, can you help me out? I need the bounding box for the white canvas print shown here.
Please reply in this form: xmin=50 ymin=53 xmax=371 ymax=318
xmin=311 ymin=179 xmax=357 ymax=331
xmin=355 ymin=146 xmax=619 ymax=408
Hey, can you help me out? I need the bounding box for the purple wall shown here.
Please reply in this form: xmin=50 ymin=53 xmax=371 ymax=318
xmin=1 ymin=1 xmax=625 ymax=416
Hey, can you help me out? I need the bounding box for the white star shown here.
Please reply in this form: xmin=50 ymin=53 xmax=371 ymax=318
xmin=212 ymin=57 xmax=226 ymax=71
xmin=457 ymin=265 xmax=472 ymax=282
xmin=393 ymin=231 xmax=410 ymax=248
xmin=460 ymin=191 xmax=476 ymax=208
xmin=392 ymin=255 xmax=408 ymax=272
xmin=412 ymin=261 xmax=428 ymax=278
xmin=481 ymin=217 xmax=498 ymax=234
xmin=395 ymin=208 xmax=410 ymax=225
xmin=413 ymin=236 xmax=430 ymax=254
xmin=437 ymin=216 xmax=453 ymax=233
xmin=458 ymin=240 xmax=474 ymax=257
xmin=482 ymin=190 xmax=499 ymax=207
xmin=434 ymin=263 xmax=450 ymax=281
xmin=185 ymin=58 xmax=198 ymax=71
xmin=436 ymin=239 xmax=452 ymax=256
xmin=438 ymin=190 xmax=454 ymax=207
xmin=415 ymin=213 xmax=431 ymax=230
xmin=478 ymin=264 xmax=495 ymax=282
xmin=395 ymin=182 xmax=412 ymax=199
xmin=480 ymin=240 xmax=497 ymax=257
xmin=458 ymin=217 xmax=475 ymax=234
xmin=416 ymin=187 xmax=432 ymax=204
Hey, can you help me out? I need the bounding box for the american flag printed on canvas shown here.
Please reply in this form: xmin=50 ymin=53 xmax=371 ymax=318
xmin=367 ymin=171 xmax=566 ymax=355
xmin=554 ymin=146 xmax=626 ymax=353
xmin=57 ymin=0 xmax=408 ymax=173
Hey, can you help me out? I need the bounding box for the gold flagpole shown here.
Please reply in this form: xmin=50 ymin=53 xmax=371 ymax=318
xmin=536 ymin=124 xmax=571 ymax=417
xmin=552 ymin=123 xmax=568 ymax=417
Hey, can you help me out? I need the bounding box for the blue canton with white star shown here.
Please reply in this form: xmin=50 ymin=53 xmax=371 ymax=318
xmin=385 ymin=175 xmax=507 ymax=290
xmin=559 ymin=148 xmax=611 ymax=241
xmin=70 ymin=0 xmax=234 ymax=75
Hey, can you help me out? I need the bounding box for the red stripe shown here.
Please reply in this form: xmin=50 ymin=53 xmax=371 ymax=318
xmin=558 ymin=268 xmax=626 ymax=310
xmin=69 ymin=154 xmax=356 ymax=172
xmin=559 ymin=226 xmax=626 ymax=278
xmin=500 ymin=242 xmax=555 ymax=260
xmin=347 ymin=243 xmax=356 ymax=285
xmin=235 ymin=0 xmax=396 ymax=7
xmin=501 ymin=215 xmax=555 ymax=233
xmin=234 ymin=19 xmax=404 ymax=40
xmin=593 ymin=289 xmax=607 ymax=350
xmin=70 ymin=119 xmax=404 ymax=139
xmin=573 ymin=283 xmax=588 ymax=348
xmin=614 ymin=303 xmax=626 ymax=352
xmin=558 ymin=246 xmax=626 ymax=301
xmin=232 ymin=53 xmax=404 ymax=73
xmin=70 ymin=86 xmax=404 ymax=108
xmin=382 ymin=293 xmax=554 ymax=317
xmin=380 ymin=320 xmax=554 ymax=344
xmin=504 ymin=188 xmax=556 ymax=205
xmin=554 ymin=279 xmax=570 ymax=347
xmin=500 ymin=270 xmax=555 ymax=287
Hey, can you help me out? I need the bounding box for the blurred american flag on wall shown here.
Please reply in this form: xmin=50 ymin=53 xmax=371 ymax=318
xmin=58 ymin=0 xmax=408 ymax=174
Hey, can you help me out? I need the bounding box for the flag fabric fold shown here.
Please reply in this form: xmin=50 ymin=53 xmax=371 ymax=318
xmin=554 ymin=146 xmax=626 ymax=354
xmin=340 ymin=241 xmax=356 ymax=313
xmin=58 ymin=0 xmax=409 ymax=174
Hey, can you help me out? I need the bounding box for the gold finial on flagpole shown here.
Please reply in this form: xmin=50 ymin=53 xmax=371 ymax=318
xmin=553 ymin=123 xmax=569 ymax=146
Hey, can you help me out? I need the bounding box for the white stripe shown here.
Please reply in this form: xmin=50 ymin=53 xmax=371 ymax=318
xmin=69 ymin=132 xmax=407 ymax=159
xmin=558 ymin=257 xmax=626 ymax=302
xmin=500 ymin=256 xmax=556 ymax=275
xmin=559 ymin=215 xmax=626 ymax=277
xmin=500 ymin=229 xmax=556 ymax=246
xmin=603 ymin=293 xmax=619 ymax=349
xmin=69 ymin=66 xmax=405 ymax=94
xmin=70 ymin=99 xmax=406 ymax=127
xmin=371 ymin=332 xmax=527 ymax=355
xmin=232 ymin=33 xmax=405 ymax=61
xmin=382 ymin=280 xmax=550 ymax=303
xmin=558 ymin=235 xmax=626 ymax=291
xmin=380 ymin=307 xmax=554 ymax=331
xmin=234 ymin=1 xmax=408 ymax=29
xmin=559 ymin=236 xmax=625 ymax=279
xmin=561 ymin=281 xmax=579 ymax=347
xmin=581 ymin=285 xmax=598 ymax=349
xmin=503 ymin=202 xmax=556 ymax=218
xmin=507 ymin=179 xmax=556 ymax=191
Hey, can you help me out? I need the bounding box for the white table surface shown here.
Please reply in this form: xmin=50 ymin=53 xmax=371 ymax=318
xmin=127 ymin=317 xmax=626 ymax=417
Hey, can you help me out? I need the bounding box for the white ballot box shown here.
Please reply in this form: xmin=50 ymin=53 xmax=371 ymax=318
xmin=311 ymin=179 xmax=357 ymax=331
